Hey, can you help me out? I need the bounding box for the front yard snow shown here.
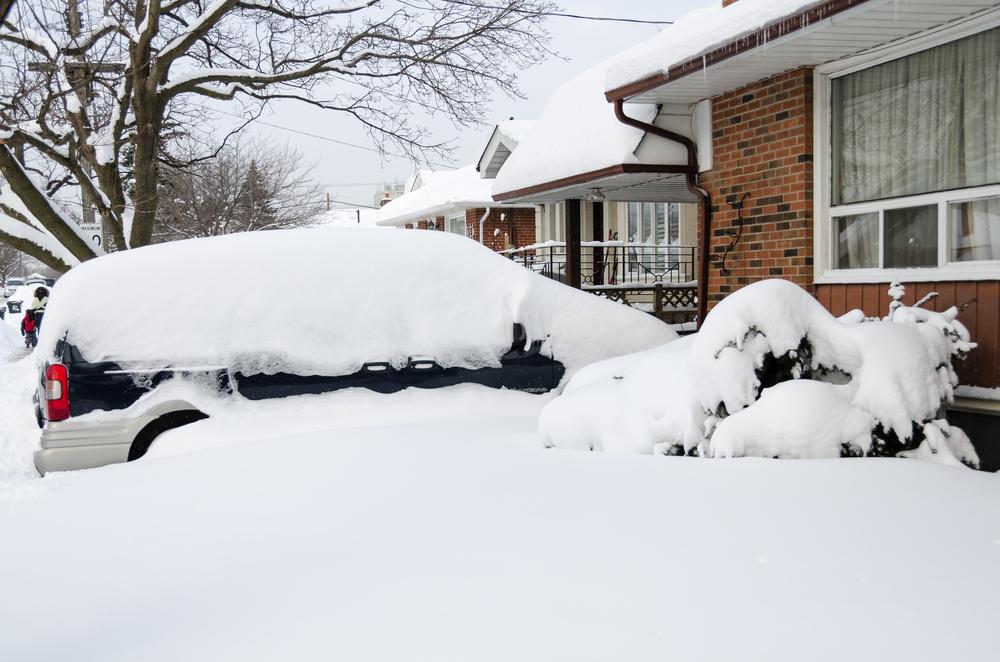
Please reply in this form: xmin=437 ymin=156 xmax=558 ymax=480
xmin=541 ymin=279 xmax=980 ymax=467
xmin=1 ymin=429 xmax=998 ymax=662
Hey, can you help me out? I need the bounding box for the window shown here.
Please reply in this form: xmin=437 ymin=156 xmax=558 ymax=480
xmin=950 ymin=198 xmax=1000 ymax=261
xmin=822 ymin=25 xmax=1000 ymax=275
xmin=832 ymin=27 xmax=1000 ymax=205
xmin=834 ymin=213 xmax=878 ymax=269
xmin=446 ymin=214 xmax=466 ymax=236
xmin=626 ymin=203 xmax=679 ymax=244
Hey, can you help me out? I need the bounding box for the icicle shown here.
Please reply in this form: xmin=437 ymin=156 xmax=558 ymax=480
xmin=702 ymin=54 xmax=707 ymax=81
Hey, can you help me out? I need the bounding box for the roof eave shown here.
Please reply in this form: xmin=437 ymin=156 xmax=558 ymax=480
xmin=492 ymin=163 xmax=696 ymax=204
xmin=376 ymin=200 xmax=534 ymax=227
xmin=605 ymin=0 xmax=876 ymax=102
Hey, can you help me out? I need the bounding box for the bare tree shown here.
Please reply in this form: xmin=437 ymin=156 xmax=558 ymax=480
xmin=0 ymin=241 xmax=18 ymax=279
xmin=0 ymin=0 xmax=554 ymax=271
xmin=155 ymin=137 xmax=324 ymax=241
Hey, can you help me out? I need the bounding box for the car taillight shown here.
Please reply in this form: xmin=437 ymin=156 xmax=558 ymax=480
xmin=45 ymin=363 xmax=70 ymax=422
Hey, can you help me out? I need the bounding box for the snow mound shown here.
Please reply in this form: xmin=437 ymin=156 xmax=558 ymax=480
xmin=710 ymin=380 xmax=875 ymax=459
xmin=38 ymin=228 xmax=675 ymax=380
xmin=541 ymin=279 xmax=979 ymax=468
xmin=0 ymin=322 xmax=20 ymax=356
xmin=539 ymin=336 xmax=699 ymax=454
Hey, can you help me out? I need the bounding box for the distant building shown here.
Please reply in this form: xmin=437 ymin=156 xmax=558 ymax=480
xmin=373 ymin=182 xmax=406 ymax=209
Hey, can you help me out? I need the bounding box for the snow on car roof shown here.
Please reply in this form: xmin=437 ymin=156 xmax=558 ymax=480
xmin=38 ymin=228 xmax=675 ymax=377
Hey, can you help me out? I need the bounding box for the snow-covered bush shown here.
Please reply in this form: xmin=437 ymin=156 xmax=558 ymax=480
xmin=539 ymin=279 xmax=980 ymax=469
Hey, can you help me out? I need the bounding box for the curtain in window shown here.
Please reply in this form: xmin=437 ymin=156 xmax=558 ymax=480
xmin=833 ymin=27 xmax=1000 ymax=205
xmin=951 ymin=197 xmax=1000 ymax=261
xmin=835 ymin=213 xmax=879 ymax=268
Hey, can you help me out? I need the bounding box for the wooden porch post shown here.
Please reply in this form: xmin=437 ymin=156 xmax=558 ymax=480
xmin=592 ymin=201 xmax=604 ymax=286
xmin=565 ymin=199 xmax=582 ymax=289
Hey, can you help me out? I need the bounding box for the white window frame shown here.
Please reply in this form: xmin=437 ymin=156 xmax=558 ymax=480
xmin=813 ymin=10 xmax=1000 ymax=285
xmin=445 ymin=213 xmax=466 ymax=236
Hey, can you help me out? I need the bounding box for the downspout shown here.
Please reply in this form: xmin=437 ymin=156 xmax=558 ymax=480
xmin=613 ymin=99 xmax=712 ymax=328
xmin=479 ymin=206 xmax=491 ymax=244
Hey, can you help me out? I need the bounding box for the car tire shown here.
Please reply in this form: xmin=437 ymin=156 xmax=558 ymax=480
xmin=127 ymin=410 xmax=209 ymax=462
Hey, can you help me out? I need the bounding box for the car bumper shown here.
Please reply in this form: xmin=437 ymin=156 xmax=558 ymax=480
xmin=34 ymin=414 xmax=155 ymax=476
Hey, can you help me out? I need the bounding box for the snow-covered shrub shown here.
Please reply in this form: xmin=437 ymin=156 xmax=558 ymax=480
xmin=539 ymin=279 xmax=980 ymax=469
xmin=538 ymin=337 xmax=701 ymax=453
xmin=709 ymin=380 xmax=875 ymax=459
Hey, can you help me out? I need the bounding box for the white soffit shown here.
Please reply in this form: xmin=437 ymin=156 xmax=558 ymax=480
xmin=628 ymin=0 xmax=1000 ymax=105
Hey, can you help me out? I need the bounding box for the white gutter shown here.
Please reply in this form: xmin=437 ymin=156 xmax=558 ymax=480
xmin=478 ymin=207 xmax=491 ymax=244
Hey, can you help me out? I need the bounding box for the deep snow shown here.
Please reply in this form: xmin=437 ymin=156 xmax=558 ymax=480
xmin=1 ymin=420 xmax=999 ymax=662
xmin=1 ymin=315 xmax=999 ymax=661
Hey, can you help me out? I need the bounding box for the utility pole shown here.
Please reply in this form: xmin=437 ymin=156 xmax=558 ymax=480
xmin=27 ymin=0 xmax=124 ymax=236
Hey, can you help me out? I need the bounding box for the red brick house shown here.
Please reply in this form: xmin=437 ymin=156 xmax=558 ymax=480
xmin=487 ymin=0 xmax=1000 ymax=463
xmin=496 ymin=0 xmax=1000 ymax=421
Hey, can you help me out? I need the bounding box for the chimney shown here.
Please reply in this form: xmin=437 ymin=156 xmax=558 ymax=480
xmin=379 ymin=191 xmax=392 ymax=208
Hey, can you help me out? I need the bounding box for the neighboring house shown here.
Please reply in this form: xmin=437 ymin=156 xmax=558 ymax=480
xmin=376 ymin=127 xmax=538 ymax=250
xmin=493 ymin=0 xmax=1000 ymax=445
xmin=490 ymin=58 xmax=704 ymax=321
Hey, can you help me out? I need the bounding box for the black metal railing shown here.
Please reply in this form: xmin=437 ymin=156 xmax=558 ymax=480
xmin=502 ymin=241 xmax=697 ymax=288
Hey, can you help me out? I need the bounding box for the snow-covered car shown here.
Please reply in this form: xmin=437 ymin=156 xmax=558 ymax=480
xmin=33 ymin=228 xmax=675 ymax=475
xmin=25 ymin=273 xmax=47 ymax=286
xmin=4 ymin=276 xmax=25 ymax=298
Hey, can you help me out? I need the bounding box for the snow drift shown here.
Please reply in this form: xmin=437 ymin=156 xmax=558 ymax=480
xmin=541 ymin=279 xmax=979 ymax=468
xmin=37 ymin=228 xmax=675 ymax=380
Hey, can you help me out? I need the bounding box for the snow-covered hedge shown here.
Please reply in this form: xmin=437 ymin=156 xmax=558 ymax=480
xmin=540 ymin=279 xmax=979 ymax=468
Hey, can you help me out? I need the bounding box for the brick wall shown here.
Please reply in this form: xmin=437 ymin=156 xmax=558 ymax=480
xmin=699 ymin=67 xmax=814 ymax=310
xmin=465 ymin=207 xmax=536 ymax=251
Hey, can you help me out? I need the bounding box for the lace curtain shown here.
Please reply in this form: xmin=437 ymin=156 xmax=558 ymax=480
xmin=832 ymin=27 xmax=1000 ymax=205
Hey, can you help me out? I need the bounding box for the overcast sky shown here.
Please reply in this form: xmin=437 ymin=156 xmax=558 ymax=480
xmin=241 ymin=0 xmax=709 ymax=208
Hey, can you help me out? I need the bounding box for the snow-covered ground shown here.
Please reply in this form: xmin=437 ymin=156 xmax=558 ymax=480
xmin=1 ymin=401 xmax=999 ymax=661
xmin=1 ymin=285 xmax=998 ymax=661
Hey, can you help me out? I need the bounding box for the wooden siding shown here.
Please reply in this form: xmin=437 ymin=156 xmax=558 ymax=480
xmin=816 ymin=281 xmax=1000 ymax=388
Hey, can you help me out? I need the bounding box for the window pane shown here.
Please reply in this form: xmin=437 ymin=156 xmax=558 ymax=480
xmin=832 ymin=27 xmax=1000 ymax=205
xmin=950 ymin=197 xmax=1000 ymax=261
xmin=834 ymin=213 xmax=879 ymax=268
xmin=642 ymin=203 xmax=653 ymax=242
xmin=884 ymin=205 xmax=938 ymax=268
xmin=668 ymin=204 xmax=680 ymax=244
xmin=654 ymin=204 xmax=666 ymax=244
xmin=627 ymin=202 xmax=639 ymax=241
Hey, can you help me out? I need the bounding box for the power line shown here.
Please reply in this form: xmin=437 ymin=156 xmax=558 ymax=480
xmin=441 ymin=1 xmax=674 ymax=25
xmin=214 ymin=109 xmax=454 ymax=169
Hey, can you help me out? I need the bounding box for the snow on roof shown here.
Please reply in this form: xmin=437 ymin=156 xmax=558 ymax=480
xmin=491 ymin=63 xmax=658 ymax=198
xmin=477 ymin=119 xmax=536 ymax=179
xmin=496 ymin=119 xmax=534 ymax=147
xmin=376 ymin=165 xmax=528 ymax=227
xmin=315 ymin=206 xmax=384 ymax=229
xmin=604 ymin=0 xmax=825 ymax=95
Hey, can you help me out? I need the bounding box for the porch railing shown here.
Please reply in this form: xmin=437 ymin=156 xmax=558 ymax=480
xmin=501 ymin=241 xmax=697 ymax=288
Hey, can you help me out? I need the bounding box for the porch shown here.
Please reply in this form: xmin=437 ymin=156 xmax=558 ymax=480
xmin=502 ymin=240 xmax=698 ymax=323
